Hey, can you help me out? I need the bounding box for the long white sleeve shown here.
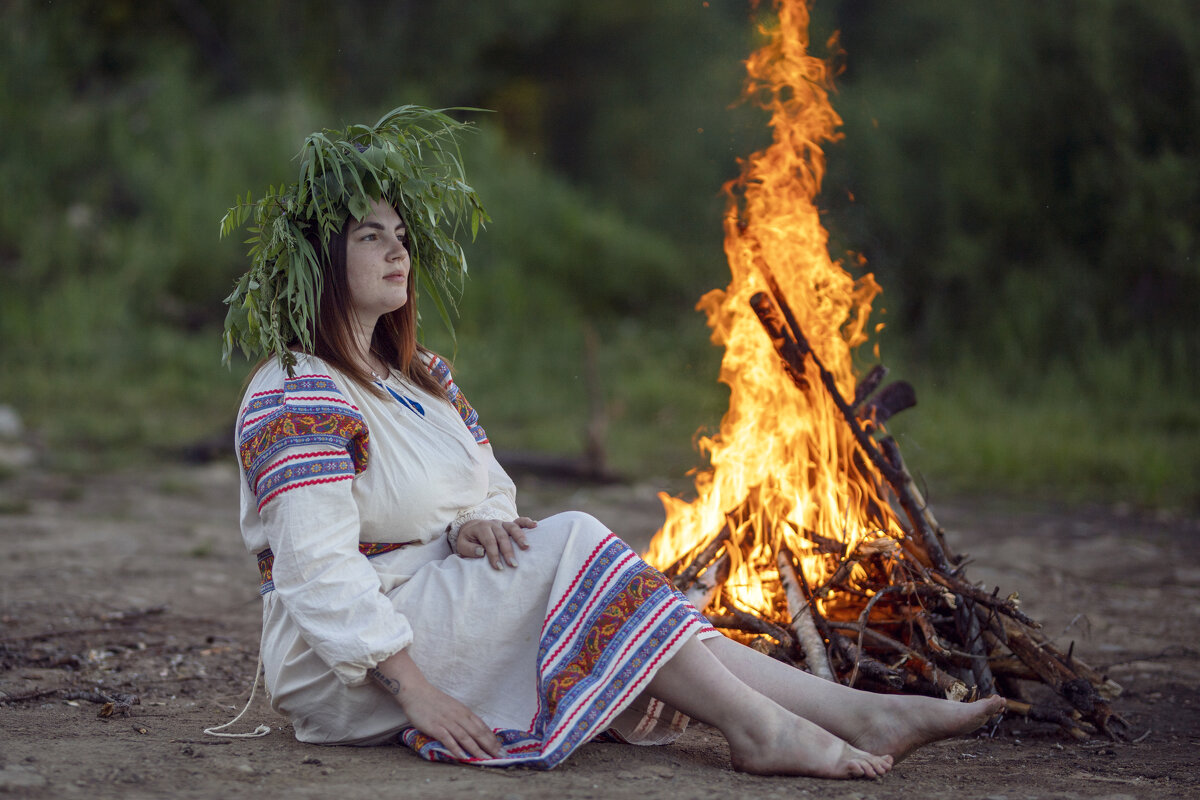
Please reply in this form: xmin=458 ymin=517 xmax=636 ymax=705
xmin=238 ymin=365 xmax=411 ymax=686
xmin=260 ymin=478 xmax=413 ymax=686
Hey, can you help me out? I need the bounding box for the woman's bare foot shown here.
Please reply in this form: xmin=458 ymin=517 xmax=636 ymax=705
xmin=851 ymin=694 xmax=1006 ymax=762
xmin=727 ymin=702 xmax=893 ymax=779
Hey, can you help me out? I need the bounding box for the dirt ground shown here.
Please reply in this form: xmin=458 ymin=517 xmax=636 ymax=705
xmin=1 ymin=461 xmax=1198 ymax=799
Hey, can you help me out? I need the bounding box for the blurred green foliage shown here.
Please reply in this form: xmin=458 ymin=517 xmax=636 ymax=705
xmin=821 ymin=0 xmax=1199 ymax=371
xmin=0 ymin=0 xmax=1196 ymax=509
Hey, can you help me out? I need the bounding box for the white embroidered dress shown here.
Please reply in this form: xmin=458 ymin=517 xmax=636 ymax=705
xmin=236 ymin=354 xmax=715 ymax=766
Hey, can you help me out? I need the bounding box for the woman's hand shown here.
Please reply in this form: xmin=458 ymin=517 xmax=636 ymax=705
xmin=456 ymin=517 xmax=536 ymax=570
xmin=369 ymin=651 xmax=501 ymax=760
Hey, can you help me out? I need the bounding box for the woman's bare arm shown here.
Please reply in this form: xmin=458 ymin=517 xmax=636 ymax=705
xmin=368 ymin=649 xmax=501 ymax=759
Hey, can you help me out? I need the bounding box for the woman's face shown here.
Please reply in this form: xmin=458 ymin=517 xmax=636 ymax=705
xmin=345 ymin=197 xmax=410 ymax=328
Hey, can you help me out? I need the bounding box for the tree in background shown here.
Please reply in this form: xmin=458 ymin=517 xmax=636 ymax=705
xmin=823 ymin=0 xmax=1199 ymax=377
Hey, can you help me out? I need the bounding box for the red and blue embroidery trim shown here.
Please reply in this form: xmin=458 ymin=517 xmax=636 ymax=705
xmin=428 ymin=355 xmax=489 ymax=444
xmin=238 ymin=374 xmax=370 ymax=511
xmin=400 ymin=534 xmax=713 ymax=768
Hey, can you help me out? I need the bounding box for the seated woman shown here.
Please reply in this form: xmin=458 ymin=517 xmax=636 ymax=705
xmin=223 ymin=106 xmax=1003 ymax=779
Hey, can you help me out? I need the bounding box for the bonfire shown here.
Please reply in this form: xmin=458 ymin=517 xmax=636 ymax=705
xmin=643 ymin=0 xmax=1125 ymax=740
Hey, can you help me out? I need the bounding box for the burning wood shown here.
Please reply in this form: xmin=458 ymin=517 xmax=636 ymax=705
xmin=663 ymin=297 xmax=1129 ymax=735
xmin=684 ymin=552 xmax=730 ymax=611
xmin=646 ymin=0 xmax=1127 ymax=742
xmin=777 ymin=549 xmax=834 ymax=681
xmin=662 ymin=394 xmax=1127 ymax=737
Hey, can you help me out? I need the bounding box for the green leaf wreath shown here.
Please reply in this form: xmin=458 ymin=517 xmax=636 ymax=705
xmin=219 ymin=105 xmax=489 ymax=373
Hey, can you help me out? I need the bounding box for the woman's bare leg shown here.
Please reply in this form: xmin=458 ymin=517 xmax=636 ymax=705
xmin=702 ymin=636 xmax=1006 ymax=760
xmin=645 ymin=636 xmax=893 ymax=778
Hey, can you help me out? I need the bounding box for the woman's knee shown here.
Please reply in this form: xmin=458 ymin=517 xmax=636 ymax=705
xmin=541 ymin=510 xmax=611 ymax=538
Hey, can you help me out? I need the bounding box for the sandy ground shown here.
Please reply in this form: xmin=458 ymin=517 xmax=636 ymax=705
xmin=1 ymin=461 xmax=1198 ymax=799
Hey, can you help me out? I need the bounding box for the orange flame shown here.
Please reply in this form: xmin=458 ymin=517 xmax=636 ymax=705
xmin=644 ymin=0 xmax=905 ymax=626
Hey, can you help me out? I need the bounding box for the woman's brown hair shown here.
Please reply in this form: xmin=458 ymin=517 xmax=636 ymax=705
xmin=307 ymin=211 xmax=448 ymax=400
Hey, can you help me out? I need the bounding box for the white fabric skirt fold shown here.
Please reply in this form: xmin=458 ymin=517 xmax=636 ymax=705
xmin=261 ymin=511 xmax=717 ymax=767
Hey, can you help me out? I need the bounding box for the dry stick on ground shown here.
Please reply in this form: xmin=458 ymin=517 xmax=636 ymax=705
xmin=0 ymin=688 xmax=63 ymax=704
xmin=57 ymin=689 xmax=142 ymax=718
xmin=2 ymin=626 xmax=140 ymax=645
xmin=1003 ymin=699 xmax=1090 ymax=740
xmin=982 ymin=609 xmax=1128 ymax=739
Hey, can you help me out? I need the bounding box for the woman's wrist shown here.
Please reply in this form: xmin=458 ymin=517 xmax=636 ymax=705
xmin=369 ymin=649 xmax=428 ymax=706
xmin=454 ymin=519 xmax=487 ymax=557
xmin=447 ymin=509 xmax=491 ymax=553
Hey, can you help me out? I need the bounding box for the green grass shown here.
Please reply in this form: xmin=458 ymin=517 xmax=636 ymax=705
xmin=428 ymin=296 xmax=1199 ymax=513
xmin=3 ymin=297 xmax=1195 ymax=514
xmin=2 ymin=321 xmax=249 ymax=472
xmin=881 ymin=347 xmax=1200 ymax=511
xmin=429 ymin=313 xmax=729 ymax=482
xmin=0 ymin=499 xmax=32 ymax=515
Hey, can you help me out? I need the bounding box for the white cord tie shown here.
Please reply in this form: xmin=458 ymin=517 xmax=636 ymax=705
xmin=203 ymin=654 xmax=271 ymax=738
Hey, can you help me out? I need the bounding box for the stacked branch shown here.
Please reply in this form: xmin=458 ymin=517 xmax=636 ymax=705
xmin=660 ymin=275 xmax=1127 ymax=741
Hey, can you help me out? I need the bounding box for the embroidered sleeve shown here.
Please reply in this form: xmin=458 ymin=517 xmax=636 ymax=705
xmin=237 ymin=366 xmax=410 ymax=686
xmin=238 ymin=375 xmax=370 ymax=512
xmin=427 ymin=354 xmax=488 ymax=444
